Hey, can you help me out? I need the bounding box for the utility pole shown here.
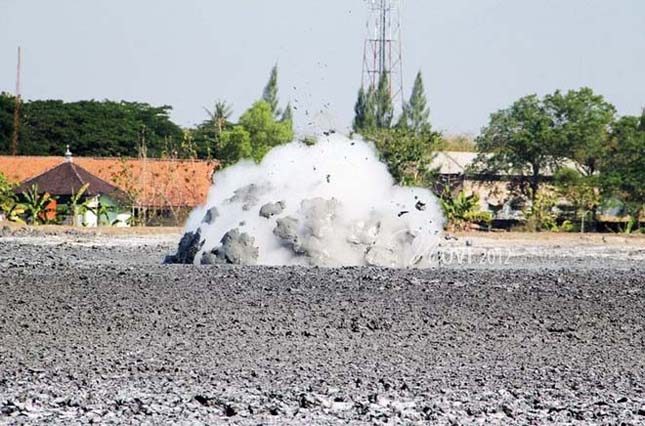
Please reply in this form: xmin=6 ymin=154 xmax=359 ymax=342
xmin=361 ymin=0 xmax=404 ymax=110
xmin=12 ymin=46 xmax=22 ymax=156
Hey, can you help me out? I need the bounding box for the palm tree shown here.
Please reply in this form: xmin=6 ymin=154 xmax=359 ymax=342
xmin=204 ymin=100 xmax=233 ymax=134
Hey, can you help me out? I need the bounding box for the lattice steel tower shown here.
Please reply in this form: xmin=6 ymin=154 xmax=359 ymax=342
xmin=361 ymin=0 xmax=404 ymax=109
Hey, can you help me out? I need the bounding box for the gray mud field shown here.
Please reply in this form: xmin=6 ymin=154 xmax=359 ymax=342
xmin=1 ymin=230 xmax=644 ymax=425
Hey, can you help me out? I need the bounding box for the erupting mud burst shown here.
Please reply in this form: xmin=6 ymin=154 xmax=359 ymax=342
xmin=165 ymin=135 xmax=444 ymax=267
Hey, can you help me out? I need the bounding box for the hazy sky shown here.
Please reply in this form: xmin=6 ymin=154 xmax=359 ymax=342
xmin=1 ymin=0 xmax=644 ymax=135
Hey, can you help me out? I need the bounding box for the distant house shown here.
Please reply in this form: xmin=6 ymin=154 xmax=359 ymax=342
xmin=12 ymin=149 xmax=129 ymax=226
xmin=430 ymin=151 xmax=561 ymax=223
xmin=430 ymin=151 xmax=642 ymax=227
xmin=0 ymin=150 xmax=219 ymax=226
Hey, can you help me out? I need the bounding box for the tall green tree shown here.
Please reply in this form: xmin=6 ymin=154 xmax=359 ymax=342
xmin=352 ymin=86 xmax=368 ymax=132
xmin=599 ymin=115 xmax=645 ymax=226
xmin=352 ymin=86 xmax=377 ymax=133
xmin=543 ymin=87 xmax=615 ymax=228
xmin=219 ymin=100 xmax=293 ymax=164
xmin=365 ymin=127 xmax=441 ymax=187
xmin=209 ymin=101 xmax=233 ymax=134
xmin=218 ymin=126 xmax=253 ymax=166
xmin=401 ymin=71 xmax=431 ymax=134
xmin=545 ymin=87 xmax=616 ymax=175
xmin=474 ymin=94 xmax=559 ymax=204
xmin=281 ymin=102 xmax=293 ymax=124
xmin=352 ymin=73 xmax=440 ymax=188
xmin=192 ymin=100 xmax=234 ymax=158
xmin=262 ymin=65 xmax=281 ymax=118
xmin=375 ymin=73 xmax=394 ymax=129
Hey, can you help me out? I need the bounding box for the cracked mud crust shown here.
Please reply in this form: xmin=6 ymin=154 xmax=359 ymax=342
xmin=0 ymin=233 xmax=643 ymax=424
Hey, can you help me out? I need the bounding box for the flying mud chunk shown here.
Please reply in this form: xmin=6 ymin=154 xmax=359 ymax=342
xmin=259 ymin=201 xmax=286 ymax=219
xmin=273 ymin=216 xmax=302 ymax=253
xmin=202 ymin=206 xmax=219 ymax=225
xmin=164 ymin=229 xmax=204 ymax=264
xmin=225 ymin=183 xmax=269 ymax=211
xmin=201 ymin=228 xmax=259 ymax=265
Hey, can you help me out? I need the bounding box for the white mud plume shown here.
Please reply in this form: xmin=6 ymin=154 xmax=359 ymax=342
xmin=166 ymin=134 xmax=444 ymax=268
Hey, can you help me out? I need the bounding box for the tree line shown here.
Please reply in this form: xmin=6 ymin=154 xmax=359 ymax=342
xmin=473 ymin=89 xmax=644 ymax=230
xmin=349 ymin=72 xmax=643 ymax=230
xmin=0 ymin=65 xmax=642 ymax=230
xmin=0 ymin=65 xmax=293 ymax=164
xmin=351 ymin=71 xmax=442 ymax=188
xmin=0 ymin=96 xmax=183 ymax=157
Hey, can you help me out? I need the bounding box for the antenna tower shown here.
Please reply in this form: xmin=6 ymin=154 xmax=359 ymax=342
xmin=361 ymin=0 xmax=404 ymax=109
xmin=12 ymin=46 xmax=21 ymax=156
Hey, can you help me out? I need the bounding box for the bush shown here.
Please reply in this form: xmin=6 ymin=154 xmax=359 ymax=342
xmin=440 ymin=189 xmax=492 ymax=231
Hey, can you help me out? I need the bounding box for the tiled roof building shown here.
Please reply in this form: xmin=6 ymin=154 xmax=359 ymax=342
xmin=0 ymin=155 xmax=218 ymax=209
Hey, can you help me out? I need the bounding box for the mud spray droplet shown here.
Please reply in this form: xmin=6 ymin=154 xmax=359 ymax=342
xmin=168 ymin=134 xmax=444 ymax=267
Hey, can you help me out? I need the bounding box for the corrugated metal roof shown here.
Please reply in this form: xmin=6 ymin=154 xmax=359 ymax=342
xmin=430 ymin=151 xmax=480 ymax=175
xmin=430 ymin=151 xmax=577 ymax=177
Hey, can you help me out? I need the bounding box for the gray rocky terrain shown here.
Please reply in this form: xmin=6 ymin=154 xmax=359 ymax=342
xmin=0 ymin=230 xmax=644 ymax=424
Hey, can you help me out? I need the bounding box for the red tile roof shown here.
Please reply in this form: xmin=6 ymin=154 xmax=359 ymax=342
xmin=0 ymin=156 xmax=218 ymax=208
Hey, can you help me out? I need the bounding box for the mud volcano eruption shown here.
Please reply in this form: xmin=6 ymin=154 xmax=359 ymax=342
xmin=166 ymin=135 xmax=444 ymax=267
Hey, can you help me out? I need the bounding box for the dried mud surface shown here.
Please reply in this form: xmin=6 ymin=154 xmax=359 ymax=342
xmin=0 ymin=232 xmax=644 ymax=425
